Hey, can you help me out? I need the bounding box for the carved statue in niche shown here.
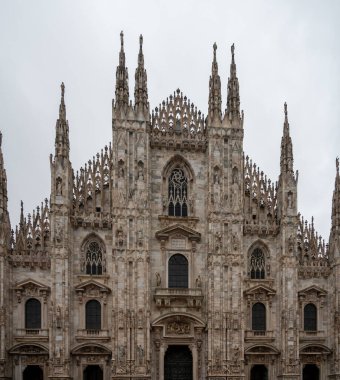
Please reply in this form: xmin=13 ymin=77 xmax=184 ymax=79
xmin=137 ymin=161 xmax=144 ymax=181
xmin=137 ymin=345 xmax=144 ymax=365
xmin=116 ymin=228 xmax=124 ymax=247
xmin=56 ymin=177 xmax=62 ymax=195
xmin=155 ymin=272 xmax=161 ymax=287
xmin=55 ymin=221 xmax=63 ymax=243
xmin=215 ymin=231 xmax=222 ymax=253
xmin=137 ymin=229 xmax=143 ymax=247
xmin=118 ymin=160 xmax=124 ymax=178
xmin=56 ymin=305 xmax=62 ymax=328
xmin=118 ymin=346 xmax=126 ymax=364
xmin=196 ymin=275 xmax=202 ymax=288
xmin=231 ymin=181 xmax=240 ymax=211
xmin=287 ymin=191 xmax=293 ymax=208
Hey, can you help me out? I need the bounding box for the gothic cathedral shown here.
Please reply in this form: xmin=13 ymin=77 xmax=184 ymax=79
xmin=0 ymin=32 xmax=339 ymax=380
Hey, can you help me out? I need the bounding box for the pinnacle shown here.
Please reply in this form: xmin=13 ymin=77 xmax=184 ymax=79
xmin=59 ymin=82 xmax=66 ymax=120
xmin=336 ymin=157 xmax=339 ymax=177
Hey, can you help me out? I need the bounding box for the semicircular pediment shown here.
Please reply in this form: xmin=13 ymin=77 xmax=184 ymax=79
xmin=9 ymin=343 xmax=49 ymax=355
xmin=300 ymin=344 xmax=331 ymax=355
xmin=245 ymin=344 xmax=280 ymax=355
xmin=151 ymin=312 xmax=205 ymax=328
xmin=71 ymin=343 xmax=112 ymax=356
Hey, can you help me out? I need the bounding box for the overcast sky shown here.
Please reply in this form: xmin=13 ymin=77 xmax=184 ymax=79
xmin=0 ymin=0 xmax=339 ymax=241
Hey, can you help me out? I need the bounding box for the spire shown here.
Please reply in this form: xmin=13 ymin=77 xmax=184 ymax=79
xmin=0 ymin=131 xmax=8 ymax=215
xmin=134 ymin=34 xmax=148 ymax=115
xmin=331 ymin=157 xmax=340 ymax=231
xmin=225 ymin=43 xmax=241 ymax=124
xmin=280 ymin=102 xmax=294 ymax=175
xmin=115 ymin=31 xmax=129 ymax=109
xmin=55 ymin=82 xmax=70 ymax=159
xmin=208 ymin=42 xmax=222 ymax=123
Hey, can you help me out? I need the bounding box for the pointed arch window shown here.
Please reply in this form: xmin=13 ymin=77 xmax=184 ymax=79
xmin=168 ymin=168 xmax=188 ymax=217
xmin=86 ymin=300 xmax=101 ymax=330
xmin=304 ymin=303 xmax=317 ymax=331
xmin=25 ymin=298 xmax=41 ymax=329
xmin=168 ymin=254 xmax=188 ymax=288
xmin=85 ymin=241 xmax=103 ymax=275
xmin=250 ymin=248 xmax=265 ymax=279
xmin=252 ymin=302 xmax=266 ymax=331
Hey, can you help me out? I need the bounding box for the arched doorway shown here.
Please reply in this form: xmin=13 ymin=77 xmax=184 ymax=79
xmin=303 ymin=364 xmax=319 ymax=380
xmin=251 ymin=364 xmax=268 ymax=380
xmin=164 ymin=345 xmax=192 ymax=380
xmin=23 ymin=365 xmax=43 ymax=380
xmin=83 ymin=365 xmax=103 ymax=380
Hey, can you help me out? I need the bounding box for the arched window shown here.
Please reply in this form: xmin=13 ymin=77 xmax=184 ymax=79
xmin=252 ymin=302 xmax=266 ymax=331
xmin=168 ymin=254 xmax=188 ymax=288
xmin=25 ymin=298 xmax=41 ymax=329
xmin=86 ymin=300 xmax=101 ymax=330
xmin=250 ymin=248 xmax=265 ymax=279
xmin=168 ymin=168 xmax=188 ymax=217
xmin=85 ymin=241 xmax=103 ymax=275
xmin=304 ymin=303 xmax=317 ymax=331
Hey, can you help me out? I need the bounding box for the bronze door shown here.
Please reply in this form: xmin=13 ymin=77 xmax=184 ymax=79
xmin=83 ymin=365 xmax=103 ymax=380
xmin=23 ymin=365 xmax=43 ymax=380
xmin=164 ymin=345 xmax=192 ymax=380
xmin=250 ymin=364 xmax=268 ymax=380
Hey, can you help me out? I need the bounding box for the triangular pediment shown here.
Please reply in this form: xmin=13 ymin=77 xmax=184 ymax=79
xmin=244 ymin=284 xmax=276 ymax=297
xmin=14 ymin=279 xmax=50 ymax=292
xmin=298 ymin=285 xmax=327 ymax=297
xmin=156 ymin=223 xmax=201 ymax=242
xmin=75 ymin=279 xmax=111 ymax=293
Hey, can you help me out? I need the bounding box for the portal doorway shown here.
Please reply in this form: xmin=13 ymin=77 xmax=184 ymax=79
xmin=164 ymin=345 xmax=192 ymax=380
xmin=23 ymin=365 xmax=43 ymax=380
xmin=83 ymin=365 xmax=103 ymax=380
xmin=303 ymin=364 xmax=319 ymax=380
xmin=250 ymin=364 xmax=268 ymax=380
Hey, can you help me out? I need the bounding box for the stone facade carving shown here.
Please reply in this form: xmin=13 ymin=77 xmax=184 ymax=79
xmin=0 ymin=33 xmax=338 ymax=380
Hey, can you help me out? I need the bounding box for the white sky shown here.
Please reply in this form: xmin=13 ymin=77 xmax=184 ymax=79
xmin=0 ymin=0 xmax=339 ymax=241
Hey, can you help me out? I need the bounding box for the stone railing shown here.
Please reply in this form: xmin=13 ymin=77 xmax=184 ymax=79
xmin=154 ymin=287 xmax=203 ymax=310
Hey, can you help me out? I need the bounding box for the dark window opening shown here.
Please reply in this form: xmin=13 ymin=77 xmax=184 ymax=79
xmin=168 ymin=254 xmax=188 ymax=288
xmin=86 ymin=300 xmax=101 ymax=330
xmin=304 ymin=303 xmax=317 ymax=331
xmin=252 ymin=302 xmax=266 ymax=331
xmin=25 ymin=298 xmax=41 ymax=329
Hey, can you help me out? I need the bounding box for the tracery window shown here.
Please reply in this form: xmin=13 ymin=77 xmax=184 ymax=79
xmin=168 ymin=168 xmax=188 ymax=217
xmin=250 ymin=248 xmax=265 ymax=279
xmin=85 ymin=241 xmax=103 ymax=275
xmin=86 ymin=300 xmax=101 ymax=330
xmin=252 ymin=302 xmax=266 ymax=331
xmin=25 ymin=298 xmax=41 ymax=329
xmin=304 ymin=303 xmax=317 ymax=331
xmin=168 ymin=254 xmax=188 ymax=288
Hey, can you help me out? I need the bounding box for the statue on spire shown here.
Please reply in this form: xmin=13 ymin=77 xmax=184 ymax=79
xmin=55 ymin=83 xmax=70 ymax=160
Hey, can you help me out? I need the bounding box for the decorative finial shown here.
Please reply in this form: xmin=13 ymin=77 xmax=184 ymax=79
xmin=0 ymin=131 xmax=2 ymax=147
xmin=61 ymin=82 xmax=65 ymax=99
xmin=336 ymin=157 xmax=339 ymax=175
xmin=120 ymin=31 xmax=124 ymax=48
xmin=139 ymin=34 xmax=143 ymax=49
xmin=284 ymin=102 xmax=288 ymax=117
xmin=21 ymin=200 xmax=23 ymax=211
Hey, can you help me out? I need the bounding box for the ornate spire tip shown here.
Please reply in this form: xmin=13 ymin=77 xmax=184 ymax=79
xmin=61 ymin=82 xmax=65 ymax=98
xmin=336 ymin=156 xmax=339 ymax=175
xmin=284 ymin=102 xmax=288 ymax=117
xmin=120 ymin=31 xmax=124 ymax=47
xmin=0 ymin=131 xmax=2 ymax=147
xmin=139 ymin=34 xmax=143 ymax=48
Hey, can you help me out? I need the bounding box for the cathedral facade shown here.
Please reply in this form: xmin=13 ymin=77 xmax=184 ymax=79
xmin=0 ymin=32 xmax=339 ymax=380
